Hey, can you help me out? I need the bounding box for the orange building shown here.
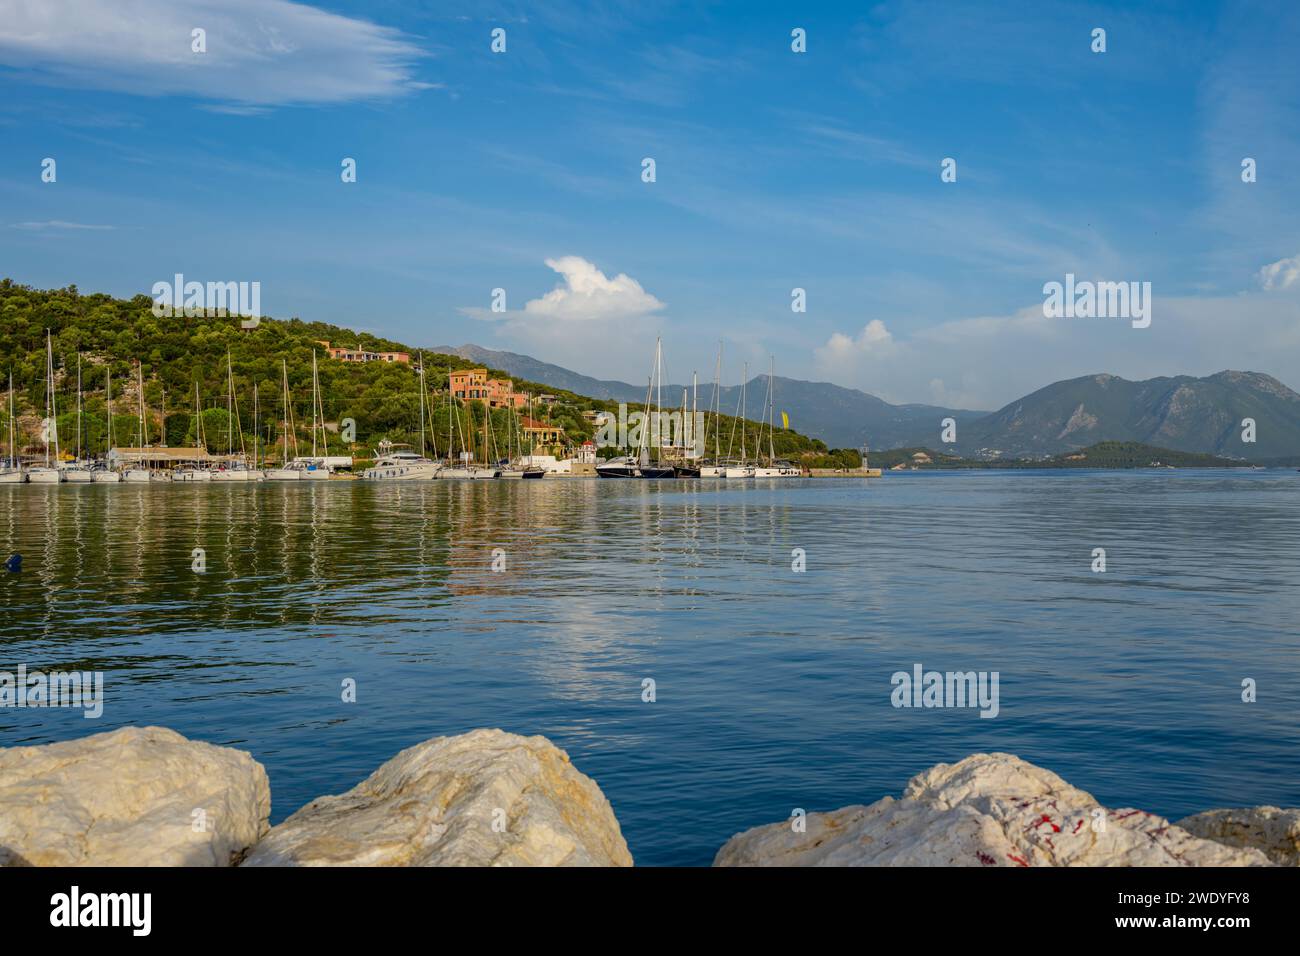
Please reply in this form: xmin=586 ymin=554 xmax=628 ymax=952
xmin=450 ymin=368 xmax=526 ymax=408
xmin=317 ymin=341 xmax=410 ymax=364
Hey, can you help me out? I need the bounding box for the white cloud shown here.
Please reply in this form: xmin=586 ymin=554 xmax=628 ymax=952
xmin=458 ymin=256 xmax=666 ymax=381
xmin=1257 ymin=254 xmax=1300 ymax=291
xmin=816 ymin=319 xmax=896 ymax=364
xmin=521 ymin=256 xmax=664 ymax=322
xmin=0 ymin=0 xmax=429 ymax=107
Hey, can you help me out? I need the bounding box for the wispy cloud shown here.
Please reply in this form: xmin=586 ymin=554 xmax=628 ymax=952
xmin=10 ymin=220 xmax=115 ymax=231
xmin=0 ymin=0 xmax=431 ymax=108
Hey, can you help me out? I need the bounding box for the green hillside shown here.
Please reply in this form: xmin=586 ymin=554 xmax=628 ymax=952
xmin=0 ymin=280 xmax=832 ymax=463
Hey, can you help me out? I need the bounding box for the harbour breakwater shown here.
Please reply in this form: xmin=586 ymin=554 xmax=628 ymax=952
xmin=1 ymin=726 xmax=1294 ymax=867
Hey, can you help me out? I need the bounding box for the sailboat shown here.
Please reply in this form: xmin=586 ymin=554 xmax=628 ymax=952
xmin=502 ymin=393 xmax=544 ymax=478
xmin=298 ymin=350 xmax=332 ymax=479
xmin=673 ymin=378 xmax=701 ymax=478
xmin=213 ymin=350 xmax=259 ymax=480
xmin=751 ymin=357 xmax=801 ymax=477
xmin=28 ymin=331 xmax=63 ymax=483
xmin=266 ymin=360 xmax=304 ymax=480
xmin=698 ymin=344 xmax=727 ymax=478
xmin=175 ymin=381 xmax=214 ymax=480
xmin=61 ymin=353 xmax=94 ymax=481
xmin=0 ymin=372 xmax=25 ymax=482
xmin=724 ymin=362 xmax=756 ymax=478
xmin=363 ymin=354 xmax=440 ymax=480
xmin=92 ymin=365 xmax=123 ymax=482
xmin=122 ymin=361 xmax=152 ymax=482
xmin=470 ymin=401 xmax=500 ymax=478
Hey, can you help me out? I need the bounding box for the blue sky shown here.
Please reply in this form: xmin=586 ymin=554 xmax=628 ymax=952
xmin=1 ymin=0 xmax=1298 ymax=409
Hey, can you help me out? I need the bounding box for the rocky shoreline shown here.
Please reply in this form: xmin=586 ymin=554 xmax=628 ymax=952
xmin=1 ymin=726 xmax=1294 ymax=867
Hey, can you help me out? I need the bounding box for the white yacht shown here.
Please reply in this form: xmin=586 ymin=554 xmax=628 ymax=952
xmin=94 ymin=366 xmax=122 ymax=481
xmin=92 ymin=466 xmax=122 ymax=483
xmin=121 ymin=360 xmax=152 ymax=483
xmin=122 ymin=467 xmax=152 ymax=483
xmin=265 ymin=460 xmax=306 ymax=481
xmin=363 ymin=446 xmax=441 ymax=480
xmin=212 ymin=463 xmax=260 ymax=481
xmin=62 ymin=462 xmax=94 ymax=482
xmin=174 ymin=467 xmax=213 ymax=482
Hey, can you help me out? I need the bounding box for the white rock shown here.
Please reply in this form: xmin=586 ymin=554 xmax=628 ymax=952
xmin=714 ymin=753 xmax=1273 ymax=867
xmin=0 ymin=726 xmax=270 ymax=866
xmin=242 ymin=728 xmax=631 ymax=866
xmin=1178 ymin=807 xmax=1300 ymax=866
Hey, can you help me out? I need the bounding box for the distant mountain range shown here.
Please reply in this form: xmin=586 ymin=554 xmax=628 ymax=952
xmin=429 ymin=345 xmax=1300 ymax=460
xmin=430 ymin=343 xmax=986 ymax=450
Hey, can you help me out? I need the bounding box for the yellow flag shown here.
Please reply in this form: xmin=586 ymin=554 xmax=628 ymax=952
xmin=781 ymin=411 xmax=789 ymax=430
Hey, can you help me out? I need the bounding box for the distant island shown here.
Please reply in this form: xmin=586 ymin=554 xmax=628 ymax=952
xmin=869 ymin=441 xmax=1261 ymax=470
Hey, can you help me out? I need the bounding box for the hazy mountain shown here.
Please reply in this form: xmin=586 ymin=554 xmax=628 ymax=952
xmin=428 ymin=344 xmax=984 ymax=449
xmin=954 ymin=371 xmax=1300 ymax=460
xmin=427 ymin=346 xmax=1300 ymax=460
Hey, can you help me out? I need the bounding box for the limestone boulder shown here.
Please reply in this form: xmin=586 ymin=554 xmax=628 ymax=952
xmin=243 ymin=728 xmax=631 ymax=866
xmin=1177 ymin=807 xmax=1300 ymax=866
xmin=714 ymin=752 xmax=1272 ymax=867
xmin=0 ymin=726 xmax=270 ymax=866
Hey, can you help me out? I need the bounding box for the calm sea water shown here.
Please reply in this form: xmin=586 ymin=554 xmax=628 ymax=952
xmin=2 ymin=471 xmax=1299 ymax=866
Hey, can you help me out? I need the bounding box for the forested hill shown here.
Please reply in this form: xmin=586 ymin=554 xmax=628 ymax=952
xmin=0 ymin=280 xmax=839 ymax=461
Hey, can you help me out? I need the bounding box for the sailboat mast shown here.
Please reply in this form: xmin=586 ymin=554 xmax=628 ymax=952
xmin=105 ymin=367 xmax=113 ymax=456
xmin=713 ymin=343 xmax=722 ymax=459
xmin=740 ymin=362 xmax=748 ymax=463
xmin=417 ymin=353 xmax=426 ymax=459
xmin=691 ymin=372 xmax=697 ymax=459
xmin=76 ymin=352 xmax=82 ymax=461
xmin=253 ymin=383 xmax=260 ymax=470
xmin=137 ymin=362 xmax=145 ymax=449
xmin=45 ymin=331 xmax=58 ymax=466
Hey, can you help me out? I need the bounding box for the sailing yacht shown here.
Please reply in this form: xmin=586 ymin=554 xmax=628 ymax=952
xmin=213 ymin=350 xmax=259 ymax=481
xmin=122 ymin=361 xmax=152 ymax=482
xmin=724 ymin=362 xmax=756 ymax=478
xmin=295 ymin=350 xmax=333 ymax=479
xmin=28 ymin=332 xmax=63 ymax=483
xmin=266 ymin=360 xmax=304 ymax=481
xmin=175 ymin=381 xmax=214 ymax=481
xmin=0 ymin=373 xmax=25 ymax=483
xmin=635 ymin=338 xmax=675 ymax=479
xmin=61 ymin=354 xmax=94 ymax=481
xmin=697 ymin=345 xmax=727 ymax=478
xmin=92 ymin=365 xmax=123 ymax=482
xmin=502 ymin=394 xmax=544 ymax=478
xmin=750 ymin=358 xmax=801 ymax=478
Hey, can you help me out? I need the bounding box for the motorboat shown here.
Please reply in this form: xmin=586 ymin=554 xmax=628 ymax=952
xmin=363 ymin=449 xmax=441 ymax=480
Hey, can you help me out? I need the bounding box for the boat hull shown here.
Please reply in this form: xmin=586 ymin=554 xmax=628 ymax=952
xmin=0 ymin=469 xmax=26 ymax=483
xmin=91 ymin=471 xmax=122 ymax=483
xmin=212 ymin=470 xmax=260 ymax=481
xmin=62 ymin=469 xmax=94 ymax=483
xmin=123 ymin=469 xmax=152 ymax=483
xmin=265 ymin=469 xmax=303 ymax=481
xmin=27 ymin=468 xmax=62 ymax=483
xmin=636 ymin=466 xmax=676 ymax=479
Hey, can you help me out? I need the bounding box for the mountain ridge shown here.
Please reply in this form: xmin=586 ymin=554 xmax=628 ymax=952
xmin=426 ymin=344 xmax=1300 ymax=460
